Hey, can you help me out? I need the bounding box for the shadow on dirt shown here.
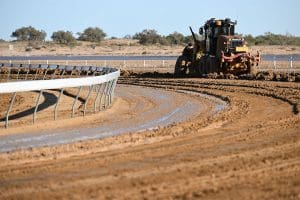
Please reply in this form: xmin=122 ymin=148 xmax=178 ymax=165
xmin=0 ymin=90 xmax=86 ymax=122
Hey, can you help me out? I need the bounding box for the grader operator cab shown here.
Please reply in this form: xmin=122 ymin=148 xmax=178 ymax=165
xmin=175 ymin=18 xmax=260 ymax=76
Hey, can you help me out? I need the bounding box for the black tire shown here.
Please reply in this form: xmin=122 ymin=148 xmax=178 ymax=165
xmin=204 ymin=57 xmax=209 ymax=74
xmin=174 ymin=56 xmax=188 ymax=76
xmin=174 ymin=56 xmax=182 ymax=76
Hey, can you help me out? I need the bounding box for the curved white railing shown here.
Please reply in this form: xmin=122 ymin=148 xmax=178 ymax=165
xmin=0 ymin=63 xmax=120 ymax=128
xmin=0 ymin=70 xmax=120 ymax=93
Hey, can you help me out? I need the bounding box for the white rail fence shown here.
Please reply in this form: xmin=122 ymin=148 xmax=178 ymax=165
xmin=1 ymin=58 xmax=299 ymax=73
xmin=0 ymin=63 xmax=120 ymax=128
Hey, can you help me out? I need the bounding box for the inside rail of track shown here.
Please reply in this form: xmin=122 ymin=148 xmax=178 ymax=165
xmin=0 ymin=63 xmax=120 ymax=128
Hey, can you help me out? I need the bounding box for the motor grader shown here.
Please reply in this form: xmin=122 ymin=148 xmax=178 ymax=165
xmin=174 ymin=18 xmax=260 ymax=76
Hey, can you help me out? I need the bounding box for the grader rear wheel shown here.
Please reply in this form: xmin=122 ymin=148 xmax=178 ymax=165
xmin=174 ymin=56 xmax=188 ymax=76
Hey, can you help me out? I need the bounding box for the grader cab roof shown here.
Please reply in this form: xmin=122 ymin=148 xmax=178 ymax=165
xmin=202 ymin=18 xmax=237 ymax=36
xmin=204 ymin=18 xmax=236 ymax=27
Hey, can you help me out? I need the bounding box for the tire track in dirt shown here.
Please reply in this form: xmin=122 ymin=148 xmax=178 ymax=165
xmin=0 ymin=85 xmax=219 ymax=152
xmin=0 ymin=78 xmax=299 ymax=200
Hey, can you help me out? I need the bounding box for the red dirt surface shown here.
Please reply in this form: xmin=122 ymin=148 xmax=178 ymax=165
xmin=0 ymin=77 xmax=299 ymax=199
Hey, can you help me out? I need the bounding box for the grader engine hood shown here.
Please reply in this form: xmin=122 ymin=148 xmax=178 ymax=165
xmin=217 ymin=35 xmax=248 ymax=56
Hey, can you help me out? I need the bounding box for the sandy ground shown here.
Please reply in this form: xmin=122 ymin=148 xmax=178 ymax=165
xmin=1 ymin=40 xmax=300 ymax=56
xmin=0 ymin=77 xmax=299 ymax=199
xmin=0 ymin=40 xmax=182 ymax=56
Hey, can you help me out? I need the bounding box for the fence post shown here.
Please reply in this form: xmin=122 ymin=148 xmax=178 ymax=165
xmin=109 ymin=79 xmax=117 ymax=105
xmin=104 ymin=81 xmax=113 ymax=108
xmin=43 ymin=65 xmax=50 ymax=80
xmin=54 ymin=88 xmax=64 ymax=120
xmin=107 ymin=80 xmax=115 ymax=106
xmin=33 ymin=90 xmax=43 ymax=124
xmin=16 ymin=65 xmax=21 ymax=80
xmin=7 ymin=66 xmax=11 ymax=82
xmin=5 ymin=92 xmax=17 ymax=128
xmin=94 ymin=84 xmax=103 ymax=112
xmin=25 ymin=68 xmax=30 ymax=80
xmin=83 ymin=85 xmax=94 ymax=116
xmin=34 ymin=67 xmax=39 ymax=80
xmin=60 ymin=68 xmax=66 ymax=78
xmin=99 ymin=82 xmax=109 ymax=110
xmin=72 ymin=86 xmax=83 ymax=117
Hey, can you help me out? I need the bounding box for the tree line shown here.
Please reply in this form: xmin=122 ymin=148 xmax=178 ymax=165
xmin=8 ymin=26 xmax=191 ymax=46
xmin=243 ymin=32 xmax=300 ymax=46
xmin=10 ymin=26 xmax=106 ymax=46
xmin=5 ymin=26 xmax=300 ymax=46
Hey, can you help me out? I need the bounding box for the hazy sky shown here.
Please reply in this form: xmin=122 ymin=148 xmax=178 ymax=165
xmin=0 ymin=0 xmax=299 ymax=40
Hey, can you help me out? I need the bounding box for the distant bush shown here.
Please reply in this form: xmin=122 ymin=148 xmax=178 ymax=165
xmin=11 ymin=26 xmax=46 ymax=41
xmin=78 ymin=27 xmax=106 ymax=42
xmin=159 ymin=37 xmax=170 ymax=45
xmin=133 ymin=30 xmax=195 ymax=46
xmin=51 ymin=31 xmax=77 ymax=46
xmin=244 ymin=32 xmax=300 ymax=46
xmin=166 ymin=32 xmax=185 ymax=45
xmin=133 ymin=29 xmax=167 ymax=45
xmin=0 ymin=39 xmax=6 ymax=42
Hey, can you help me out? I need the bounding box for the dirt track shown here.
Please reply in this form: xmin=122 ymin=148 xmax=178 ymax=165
xmin=0 ymin=85 xmax=213 ymax=152
xmin=0 ymin=77 xmax=299 ymax=199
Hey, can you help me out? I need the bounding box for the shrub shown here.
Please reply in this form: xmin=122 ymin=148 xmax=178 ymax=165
xmin=51 ymin=31 xmax=77 ymax=46
xmin=244 ymin=32 xmax=300 ymax=46
xmin=166 ymin=32 xmax=185 ymax=45
xmin=78 ymin=27 xmax=106 ymax=42
xmin=133 ymin=29 xmax=166 ymax=45
xmin=11 ymin=26 xmax=46 ymax=41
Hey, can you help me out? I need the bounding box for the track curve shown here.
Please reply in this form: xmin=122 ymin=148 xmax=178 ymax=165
xmin=0 ymin=78 xmax=299 ymax=200
xmin=0 ymin=84 xmax=225 ymax=152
